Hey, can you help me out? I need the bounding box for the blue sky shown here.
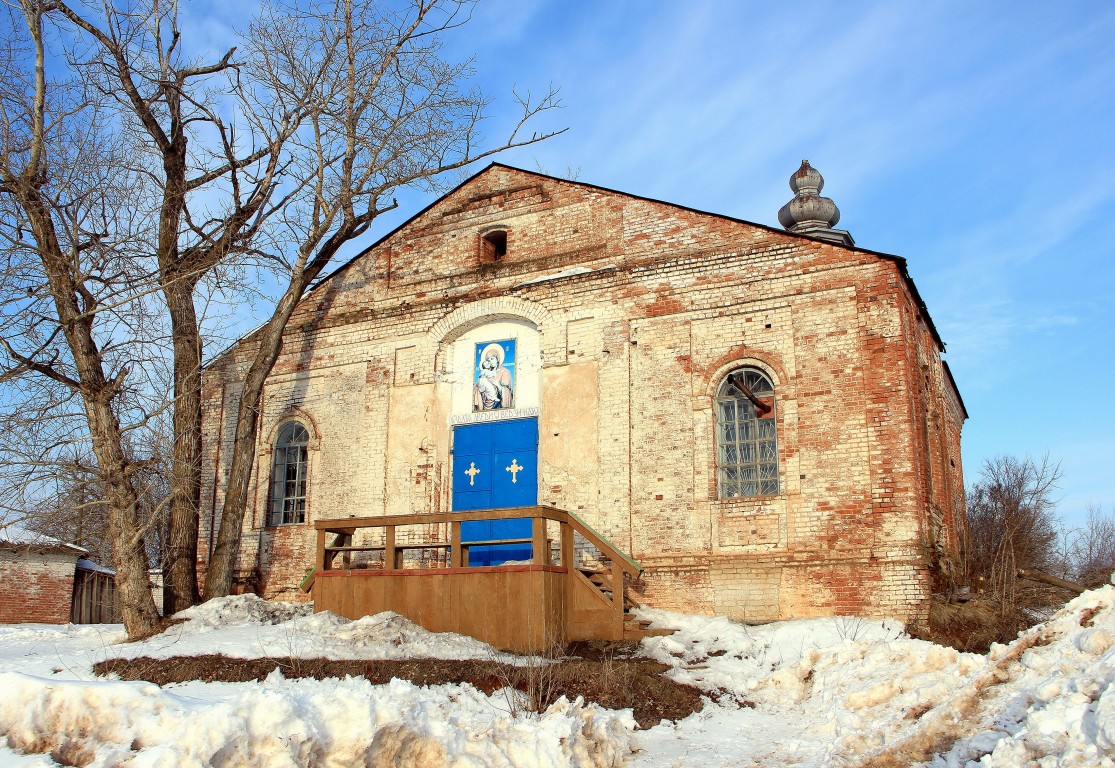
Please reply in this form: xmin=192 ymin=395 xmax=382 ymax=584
xmin=460 ymin=0 xmax=1115 ymax=525
xmin=190 ymin=1 xmax=1115 ymax=524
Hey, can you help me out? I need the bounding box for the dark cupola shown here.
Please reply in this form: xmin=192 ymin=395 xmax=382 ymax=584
xmin=777 ymin=160 xmax=854 ymax=247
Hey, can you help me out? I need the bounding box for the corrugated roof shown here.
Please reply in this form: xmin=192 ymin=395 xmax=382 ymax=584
xmin=75 ymin=558 xmax=115 ymax=575
xmin=0 ymin=523 xmax=87 ymax=555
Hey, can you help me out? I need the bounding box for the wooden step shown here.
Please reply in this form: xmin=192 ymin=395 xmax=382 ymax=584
xmin=623 ymin=626 xmax=676 ymax=640
xmin=584 ymin=570 xmax=642 ymax=609
xmin=623 ymin=617 xmax=676 ymax=638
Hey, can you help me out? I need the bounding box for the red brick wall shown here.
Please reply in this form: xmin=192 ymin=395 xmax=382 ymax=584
xmin=198 ymin=165 xmax=965 ymax=622
xmin=0 ymin=551 xmax=78 ymax=624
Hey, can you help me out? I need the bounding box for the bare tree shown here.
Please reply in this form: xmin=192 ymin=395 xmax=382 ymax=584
xmin=2 ymin=0 xmax=560 ymax=619
xmin=1070 ymin=505 xmax=1115 ymax=588
xmin=45 ymin=0 xmax=312 ymax=615
xmin=0 ymin=2 xmax=167 ymax=635
xmin=202 ymin=0 xmax=562 ymax=598
xmin=11 ymin=441 xmax=169 ymax=569
xmin=961 ymin=454 xmax=1063 ymax=617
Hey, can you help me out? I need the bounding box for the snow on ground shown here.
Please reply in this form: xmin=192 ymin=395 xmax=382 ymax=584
xmin=0 ymin=672 xmax=630 ymax=768
xmin=0 ymin=623 xmax=126 ymax=679
xmin=106 ymin=594 xmax=525 ymax=664
xmin=0 ymin=590 xmax=1114 ymax=766
xmin=633 ymin=590 xmax=1115 ymax=767
xmin=0 ymin=596 xmax=629 ymax=767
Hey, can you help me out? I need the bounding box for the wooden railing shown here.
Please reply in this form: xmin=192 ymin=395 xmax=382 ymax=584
xmin=306 ymin=506 xmax=645 ymax=646
xmin=309 ymin=506 xmax=640 ymax=579
xmin=305 ymin=508 xmax=651 ymax=646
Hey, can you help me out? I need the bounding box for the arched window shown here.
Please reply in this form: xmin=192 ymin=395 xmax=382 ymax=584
xmin=716 ymin=368 xmax=778 ymax=498
xmin=269 ymin=422 xmax=309 ymax=526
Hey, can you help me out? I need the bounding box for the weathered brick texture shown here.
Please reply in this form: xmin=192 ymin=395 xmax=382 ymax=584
xmin=199 ymin=164 xmax=965 ymax=624
xmin=0 ymin=551 xmax=78 ymax=624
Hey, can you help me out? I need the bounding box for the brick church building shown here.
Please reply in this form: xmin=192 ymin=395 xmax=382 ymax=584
xmin=198 ymin=161 xmax=966 ymax=624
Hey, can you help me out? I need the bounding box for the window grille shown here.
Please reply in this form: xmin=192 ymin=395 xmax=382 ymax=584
xmin=269 ymin=422 xmax=309 ymax=525
xmin=716 ymin=369 xmax=778 ymax=498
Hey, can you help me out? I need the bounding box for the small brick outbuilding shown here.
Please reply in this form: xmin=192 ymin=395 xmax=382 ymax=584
xmin=0 ymin=524 xmax=88 ymax=624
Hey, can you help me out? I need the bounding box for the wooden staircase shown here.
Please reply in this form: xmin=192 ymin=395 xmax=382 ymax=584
xmin=577 ymin=566 xmax=674 ymax=641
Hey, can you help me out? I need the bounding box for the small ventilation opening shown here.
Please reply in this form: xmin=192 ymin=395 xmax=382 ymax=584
xmin=481 ymin=229 xmax=507 ymax=262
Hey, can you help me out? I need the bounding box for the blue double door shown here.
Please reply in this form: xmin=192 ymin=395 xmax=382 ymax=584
xmin=452 ymin=418 xmax=538 ymax=566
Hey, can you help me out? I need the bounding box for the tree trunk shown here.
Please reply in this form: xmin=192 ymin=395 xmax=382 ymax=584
xmin=1016 ymin=568 xmax=1087 ymax=595
xmin=203 ymin=284 xmax=306 ymax=599
xmin=24 ymin=193 xmax=162 ymax=638
xmin=7 ymin=5 xmax=161 ymax=639
xmin=162 ymin=281 xmax=203 ymax=613
xmin=90 ymin=399 xmax=163 ymax=637
xmin=156 ymin=124 xmax=203 ymax=614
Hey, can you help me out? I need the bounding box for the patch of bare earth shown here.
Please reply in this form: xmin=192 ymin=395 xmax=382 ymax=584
xmin=93 ymin=651 xmax=703 ymax=729
xmin=907 ymin=596 xmax=1041 ymax=654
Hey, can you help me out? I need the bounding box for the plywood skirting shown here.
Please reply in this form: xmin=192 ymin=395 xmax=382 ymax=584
xmin=314 ymin=565 xmax=568 ymax=653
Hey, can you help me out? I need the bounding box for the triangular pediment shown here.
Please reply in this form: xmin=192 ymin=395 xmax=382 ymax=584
xmin=274 ymin=162 xmax=941 ymax=350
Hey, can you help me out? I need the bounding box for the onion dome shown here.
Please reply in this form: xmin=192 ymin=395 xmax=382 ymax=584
xmin=776 ymin=160 xmax=854 ymax=246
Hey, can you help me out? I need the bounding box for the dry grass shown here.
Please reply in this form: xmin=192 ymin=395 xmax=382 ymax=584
xmin=49 ymin=739 xmax=95 ymax=768
xmin=907 ymin=596 xmax=1035 ymax=653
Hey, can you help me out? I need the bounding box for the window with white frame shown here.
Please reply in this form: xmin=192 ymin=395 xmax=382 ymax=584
xmin=269 ymin=422 xmax=309 ymax=525
xmin=716 ymin=368 xmax=778 ymax=498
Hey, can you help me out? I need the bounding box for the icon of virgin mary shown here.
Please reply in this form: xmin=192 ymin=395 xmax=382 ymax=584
xmin=473 ymin=342 xmax=514 ymax=411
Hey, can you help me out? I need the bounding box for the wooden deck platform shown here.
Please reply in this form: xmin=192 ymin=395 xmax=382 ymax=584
xmin=304 ymin=507 xmax=671 ymax=652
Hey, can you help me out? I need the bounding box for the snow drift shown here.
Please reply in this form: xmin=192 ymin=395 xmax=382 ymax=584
xmin=0 ymin=670 xmax=632 ymax=767
xmin=634 ymin=589 xmax=1115 ymax=766
xmin=111 ymin=594 xmax=523 ymax=664
xmin=2 ymin=588 xmax=1115 ymax=766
